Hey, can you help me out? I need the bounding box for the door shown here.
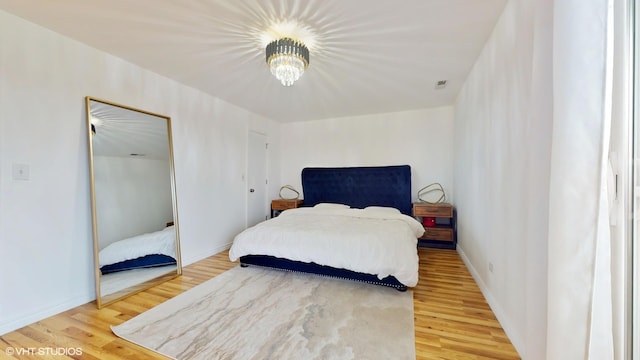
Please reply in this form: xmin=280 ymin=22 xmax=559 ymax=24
xmin=247 ymin=131 xmax=268 ymax=227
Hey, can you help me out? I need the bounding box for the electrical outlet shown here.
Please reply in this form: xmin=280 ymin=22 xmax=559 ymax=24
xmin=489 ymin=262 xmax=494 ymax=273
xmin=12 ymin=163 xmax=30 ymax=180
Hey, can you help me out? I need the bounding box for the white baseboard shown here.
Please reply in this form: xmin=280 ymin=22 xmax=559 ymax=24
xmin=180 ymin=241 xmax=232 ymax=267
xmin=456 ymin=245 xmax=525 ymax=358
xmin=1 ymin=243 xmax=233 ymax=337
xmin=0 ymin=293 xmax=94 ymax=336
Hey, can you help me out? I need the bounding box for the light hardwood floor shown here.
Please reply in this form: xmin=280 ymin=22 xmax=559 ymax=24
xmin=0 ymin=248 xmax=521 ymax=359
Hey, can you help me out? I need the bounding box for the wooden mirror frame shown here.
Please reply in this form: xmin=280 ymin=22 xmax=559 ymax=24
xmin=85 ymin=96 xmax=182 ymax=308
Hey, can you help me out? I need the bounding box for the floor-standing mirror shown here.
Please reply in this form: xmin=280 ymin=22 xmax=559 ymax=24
xmin=85 ymin=96 xmax=182 ymax=308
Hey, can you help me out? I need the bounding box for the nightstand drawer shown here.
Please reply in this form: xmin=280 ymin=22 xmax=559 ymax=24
xmin=420 ymin=227 xmax=454 ymax=241
xmin=413 ymin=203 xmax=453 ymax=217
xmin=271 ymin=199 xmax=303 ymax=210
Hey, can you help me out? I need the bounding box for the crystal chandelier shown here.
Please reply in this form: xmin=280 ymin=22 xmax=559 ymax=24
xmin=265 ymin=38 xmax=309 ymax=86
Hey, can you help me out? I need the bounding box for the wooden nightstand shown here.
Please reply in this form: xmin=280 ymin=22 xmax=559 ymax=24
xmin=271 ymin=199 xmax=303 ymax=218
xmin=413 ymin=202 xmax=457 ymax=249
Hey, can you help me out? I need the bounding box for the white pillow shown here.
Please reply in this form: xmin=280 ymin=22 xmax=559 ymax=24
xmin=364 ymin=206 xmax=401 ymax=215
xmin=314 ymin=203 xmax=351 ymax=209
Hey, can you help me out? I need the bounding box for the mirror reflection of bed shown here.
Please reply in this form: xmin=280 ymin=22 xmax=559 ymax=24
xmin=86 ymin=97 xmax=182 ymax=307
xmin=99 ymin=224 xmax=178 ymax=299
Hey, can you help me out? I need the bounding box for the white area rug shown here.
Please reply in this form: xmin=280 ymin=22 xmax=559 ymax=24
xmin=112 ymin=266 xmax=415 ymax=360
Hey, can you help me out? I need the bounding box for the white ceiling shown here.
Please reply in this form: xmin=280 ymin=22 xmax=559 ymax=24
xmin=89 ymin=99 xmax=171 ymax=160
xmin=0 ymin=0 xmax=506 ymax=123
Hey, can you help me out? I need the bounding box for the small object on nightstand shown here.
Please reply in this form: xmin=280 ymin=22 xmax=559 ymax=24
xmin=417 ymin=183 xmax=446 ymax=204
xmin=278 ymin=185 xmax=300 ymax=200
xmin=422 ymin=217 xmax=436 ymax=227
xmin=413 ymin=202 xmax=457 ymax=249
xmin=271 ymin=199 xmax=303 ymax=218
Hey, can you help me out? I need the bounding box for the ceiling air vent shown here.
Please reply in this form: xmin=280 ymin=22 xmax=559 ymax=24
xmin=435 ymin=80 xmax=447 ymax=89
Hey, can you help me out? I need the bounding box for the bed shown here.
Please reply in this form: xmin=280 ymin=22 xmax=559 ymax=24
xmin=99 ymin=225 xmax=177 ymax=275
xmin=229 ymin=165 xmax=423 ymax=291
xmin=98 ymin=225 xmax=178 ymax=297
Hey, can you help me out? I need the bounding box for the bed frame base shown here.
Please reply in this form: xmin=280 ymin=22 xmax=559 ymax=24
xmin=239 ymin=255 xmax=407 ymax=292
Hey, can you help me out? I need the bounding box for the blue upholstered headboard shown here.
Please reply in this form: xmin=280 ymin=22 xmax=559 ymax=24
xmin=301 ymin=165 xmax=413 ymax=216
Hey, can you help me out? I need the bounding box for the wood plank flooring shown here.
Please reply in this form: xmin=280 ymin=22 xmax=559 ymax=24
xmin=0 ymin=248 xmax=521 ymax=359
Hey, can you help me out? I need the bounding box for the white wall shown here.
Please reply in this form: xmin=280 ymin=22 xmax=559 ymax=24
xmin=0 ymin=9 xmax=279 ymax=335
xmin=279 ymin=107 xmax=455 ymax=203
xmin=453 ymin=0 xmax=552 ymax=359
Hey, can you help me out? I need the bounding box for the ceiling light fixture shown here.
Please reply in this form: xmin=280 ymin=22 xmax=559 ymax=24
xmin=266 ymin=38 xmax=309 ymax=86
xmin=90 ymin=116 xmax=103 ymax=136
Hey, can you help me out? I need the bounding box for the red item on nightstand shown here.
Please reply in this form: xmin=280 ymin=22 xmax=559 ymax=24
xmin=423 ymin=217 xmax=436 ymax=227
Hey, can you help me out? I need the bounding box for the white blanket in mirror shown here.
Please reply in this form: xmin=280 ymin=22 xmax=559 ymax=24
xmin=229 ymin=207 xmax=424 ymax=287
xmin=99 ymin=226 xmax=176 ymax=267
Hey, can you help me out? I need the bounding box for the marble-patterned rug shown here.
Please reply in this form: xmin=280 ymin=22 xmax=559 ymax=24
xmin=111 ymin=266 xmax=415 ymax=360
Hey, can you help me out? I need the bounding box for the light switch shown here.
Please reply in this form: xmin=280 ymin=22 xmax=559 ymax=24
xmin=12 ymin=163 xmax=30 ymax=180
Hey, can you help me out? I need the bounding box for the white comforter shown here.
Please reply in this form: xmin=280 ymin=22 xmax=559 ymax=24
xmin=99 ymin=226 xmax=177 ymax=267
xmin=229 ymin=207 xmax=424 ymax=287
